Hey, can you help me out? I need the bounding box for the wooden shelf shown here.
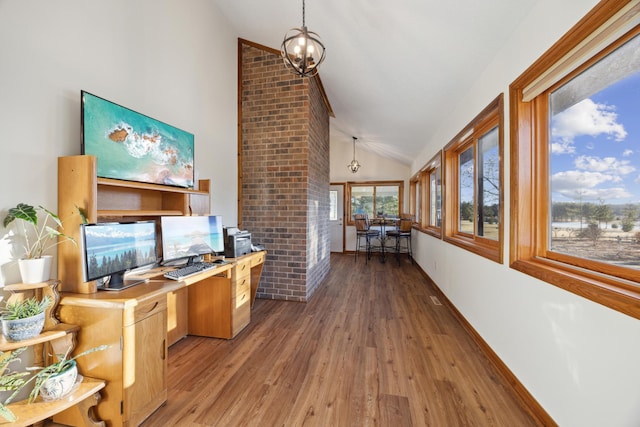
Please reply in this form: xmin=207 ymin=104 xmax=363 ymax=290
xmin=97 ymin=177 xmax=208 ymax=195
xmin=1 ymin=377 xmax=105 ymax=427
xmin=98 ymin=210 xmax=185 ymax=217
xmin=0 ymin=324 xmax=79 ymax=352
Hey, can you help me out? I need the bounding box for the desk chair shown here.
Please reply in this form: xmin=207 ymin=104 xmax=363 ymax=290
xmin=354 ymin=214 xmax=380 ymax=263
xmin=387 ymin=214 xmax=414 ymax=264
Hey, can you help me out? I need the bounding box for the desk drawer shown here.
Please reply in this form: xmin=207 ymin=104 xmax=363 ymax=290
xmin=250 ymin=251 xmax=266 ymax=267
xmin=232 ymin=258 xmax=251 ymax=281
xmin=134 ymin=294 xmax=167 ymax=323
xmin=235 ymin=275 xmax=250 ymax=302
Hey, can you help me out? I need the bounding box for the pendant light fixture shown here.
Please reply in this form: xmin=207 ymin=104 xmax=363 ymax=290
xmin=348 ymin=137 xmax=361 ymax=173
xmin=281 ymin=0 xmax=326 ymax=78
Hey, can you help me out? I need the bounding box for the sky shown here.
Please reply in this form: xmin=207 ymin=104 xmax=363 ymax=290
xmin=551 ymin=71 xmax=640 ymax=205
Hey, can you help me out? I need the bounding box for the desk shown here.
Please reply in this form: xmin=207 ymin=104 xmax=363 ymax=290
xmin=369 ymin=218 xmax=398 ymax=262
xmin=55 ymin=251 xmax=266 ymax=427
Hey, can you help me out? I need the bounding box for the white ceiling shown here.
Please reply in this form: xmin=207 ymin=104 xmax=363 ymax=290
xmin=213 ymin=0 xmax=538 ymax=165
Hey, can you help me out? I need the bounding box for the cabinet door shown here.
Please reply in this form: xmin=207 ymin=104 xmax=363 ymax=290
xmin=124 ymin=309 xmax=167 ymax=426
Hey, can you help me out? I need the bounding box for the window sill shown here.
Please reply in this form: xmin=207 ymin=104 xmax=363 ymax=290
xmin=443 ymin=234 xmax=502 ymax=263
xmin=510 ymin=258 xmax=640 ymax=320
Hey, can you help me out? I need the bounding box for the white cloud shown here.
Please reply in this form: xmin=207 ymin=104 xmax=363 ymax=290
xmin=551 ymin=170 xmax=632 ymax=200
xmin=574 ymin=155 xmax=635 ymax=175
xmin=552 ymin=170 xmax=618 ymax=190
xmin=623 ymin=149 xmax=634 ymax=157
xmin=551 ymin=99 xmax=627 ymax=154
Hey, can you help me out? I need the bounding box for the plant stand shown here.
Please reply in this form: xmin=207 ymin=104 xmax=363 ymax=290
xmin=0 ymin=280 xmax=105 ymax=426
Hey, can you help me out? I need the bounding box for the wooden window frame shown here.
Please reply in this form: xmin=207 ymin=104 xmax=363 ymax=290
xmin=510 ymin=1 xmax=640 ymax=319
xmin=443 ymin=95 xmax=504 ymax=263
xmin=346 ymin=181 xmax=404 ymax=226
xmin=414 ymin=152 xmax=443 ymax=238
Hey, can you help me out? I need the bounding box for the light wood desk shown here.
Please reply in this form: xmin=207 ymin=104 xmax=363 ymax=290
xmin=55 ymin=251 xmax=266 ymax=427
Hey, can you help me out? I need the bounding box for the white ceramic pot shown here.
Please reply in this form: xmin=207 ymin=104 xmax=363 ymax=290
xmin=40 ymin=360 xmax=78 ymax=401
xmin=1 ymin=311 xmax=45 ymax=341
xmin=18 ymin=255 xmax=52 ymax=284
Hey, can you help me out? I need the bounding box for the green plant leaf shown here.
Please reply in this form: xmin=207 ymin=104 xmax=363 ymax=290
xmin=3 ymin=203 xmax=37 ymax=228
xmin=0 ymin=403 xmax=16 ymax=422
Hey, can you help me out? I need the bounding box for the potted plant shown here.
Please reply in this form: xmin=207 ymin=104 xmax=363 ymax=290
xmin=0 ymin=296 xmax=51 ymax=341
xmin=0 ymin=347 xmax=30 ymax=422
xmin=2 ymin=203 xmax=84 ymax=283
xmin=27 ymin=344 xmax=108 ymax=402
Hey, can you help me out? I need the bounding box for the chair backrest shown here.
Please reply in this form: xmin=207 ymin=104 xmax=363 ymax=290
xmin=398 ymin=214 xmax=414 ymax=232
xmin=354 ymin=214 xmax=368 ymax=232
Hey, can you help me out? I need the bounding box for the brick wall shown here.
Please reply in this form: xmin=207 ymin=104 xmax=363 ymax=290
xmin=239 ymin=40 xmax=330 ymax=302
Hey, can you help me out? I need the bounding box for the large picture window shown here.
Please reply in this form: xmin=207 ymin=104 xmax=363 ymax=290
xmin=511 ymin=2 xmax=640 ymax=319
xmin=444 ymin=95 xmax=503 ymax=262
xmin=347 ymin=181 xmax=404 ymax=224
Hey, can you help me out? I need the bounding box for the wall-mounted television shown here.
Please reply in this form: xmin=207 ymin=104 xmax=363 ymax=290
xmin=81 ymin=90 xmax=194 ymax=188
xmin=80 ymin=221 xmax=158 ymax=290
xmin=160 ymin=215 xmax=224 ymax=264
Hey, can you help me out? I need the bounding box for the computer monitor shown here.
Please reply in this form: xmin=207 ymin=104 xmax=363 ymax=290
xmin=80 ymin=221 xmax=158 ymax=289
xmin=160 ymin=215 xmax=224 ymax=264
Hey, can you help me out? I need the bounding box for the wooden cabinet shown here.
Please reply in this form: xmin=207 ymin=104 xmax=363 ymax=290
xmin=186 ymin=252 xmax=264 ymax=339
xmin=56 ymin=284 xmax=174 ymax=427
xmin=57 ymin=155 xmax=210 ymax=294
xmin=0 ymin=281 xmax=105 ymax=427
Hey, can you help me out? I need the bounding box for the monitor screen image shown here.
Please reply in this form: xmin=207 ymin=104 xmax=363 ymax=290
xmin=160 ymin=215 xmax=224 ymax=264
xmin=81 ymin=221 xmax=158 ymax=289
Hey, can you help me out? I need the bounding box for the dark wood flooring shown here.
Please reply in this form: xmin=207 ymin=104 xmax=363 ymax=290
xmin=141 ymin=253 xmax=542 ymax=426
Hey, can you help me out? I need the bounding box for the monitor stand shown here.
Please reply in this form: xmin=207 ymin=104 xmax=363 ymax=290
xmin=97 ymin=272 xmax=149 ymax=291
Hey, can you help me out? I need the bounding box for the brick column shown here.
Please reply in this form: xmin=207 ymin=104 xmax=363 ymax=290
xmin=239 ymin=40 xmax=331 ymax=302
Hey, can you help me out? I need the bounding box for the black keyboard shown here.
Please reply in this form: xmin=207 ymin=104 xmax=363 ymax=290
xmin=164 ymin=262 xmax=218 ymax=280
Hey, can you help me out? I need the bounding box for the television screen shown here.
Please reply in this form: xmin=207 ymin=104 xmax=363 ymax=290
xmin=160 ymin=216 xmax=224 ymax=264
xmin=81 ymin=221 xmax=158 ymax=289
xmin=81 ymin=90 xmax=194 ymax=188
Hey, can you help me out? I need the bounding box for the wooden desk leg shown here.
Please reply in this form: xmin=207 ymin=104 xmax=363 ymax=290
xmin=250 ymin=263 xmax=264 ymax=308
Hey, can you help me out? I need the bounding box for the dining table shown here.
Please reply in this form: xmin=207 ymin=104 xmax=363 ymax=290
xmin=369 ymin=217 xmax=398 ymax=263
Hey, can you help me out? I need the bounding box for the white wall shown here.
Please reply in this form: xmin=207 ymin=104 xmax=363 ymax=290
xmin=411 ymin=1 xmax=640 ymax=426
xmin=330 ymin=128 xmax=411 ymax=251
xmin=0 ymin=0 xmax=238 ymax=286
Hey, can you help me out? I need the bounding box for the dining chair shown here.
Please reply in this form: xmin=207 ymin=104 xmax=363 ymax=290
xmin=387 ymin=213 xmax=414 ymax=264
xmin=354 ymin=214 xmax=380 ymax=263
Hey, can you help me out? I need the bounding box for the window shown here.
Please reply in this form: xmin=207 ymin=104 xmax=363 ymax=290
xmin=347 ymin=181 xmax=404 ymax=224
xmin=410 ymin=178 xmax=421 ymax=225
xmin=444 ymin=95 xmax=503 ymax=262
xmin=329 ymin=190 xmax=338 ymax=221
xmin=411 ymin=152 xmax=442 ymax=237
xmin=511 ymin=2 xmax=640 ymax=319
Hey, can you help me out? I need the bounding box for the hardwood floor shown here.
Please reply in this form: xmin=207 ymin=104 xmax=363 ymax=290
xmin=141 ymin=253 xmax=542 ymax=427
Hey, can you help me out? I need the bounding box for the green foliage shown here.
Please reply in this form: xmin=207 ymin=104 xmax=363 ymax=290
xmin=26 ymin=345 xmax=108 ymax=403
xmin=2 ymin=203 xmax=79 ymax=259
xmin=0 ymin=347 xmax=30 ymax=422
xmin=0 ymin=296 xmax=51 ymax=320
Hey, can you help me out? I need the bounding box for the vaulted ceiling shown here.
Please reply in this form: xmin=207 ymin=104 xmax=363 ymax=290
xmin=213 ymin=0 xmax=538 ymax=165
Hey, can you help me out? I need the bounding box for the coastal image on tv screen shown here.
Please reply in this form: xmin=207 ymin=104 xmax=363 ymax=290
xmin=81 ymin=91 xmax=194 ymax=188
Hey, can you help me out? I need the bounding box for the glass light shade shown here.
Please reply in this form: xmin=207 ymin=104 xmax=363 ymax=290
xmin=281 ymin=26 xmax=326 ymax=77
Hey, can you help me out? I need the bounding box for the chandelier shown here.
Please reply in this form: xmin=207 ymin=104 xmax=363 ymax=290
xmin=281 ymin=0 xmax=326 ymax=78
xmin=348 ymin=137 xmax=361 ymax=173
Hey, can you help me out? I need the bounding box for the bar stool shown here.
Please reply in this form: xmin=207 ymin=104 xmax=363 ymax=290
xmin=354 ymin=214 xmax=380 ymax=263
xmin=387 ymin=214 xmax=414 ymax=264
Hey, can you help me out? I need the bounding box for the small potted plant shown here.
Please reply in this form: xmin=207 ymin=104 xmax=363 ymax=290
xmin=0 ymin=347 xmax=31 ymax=422
xmin=2 ymin=203 xmax=83 ymax=283
xmin=27 ymin=344 xmax=108 ymax=402
xmin=0 ymin=296 xmax=51 ymax=341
